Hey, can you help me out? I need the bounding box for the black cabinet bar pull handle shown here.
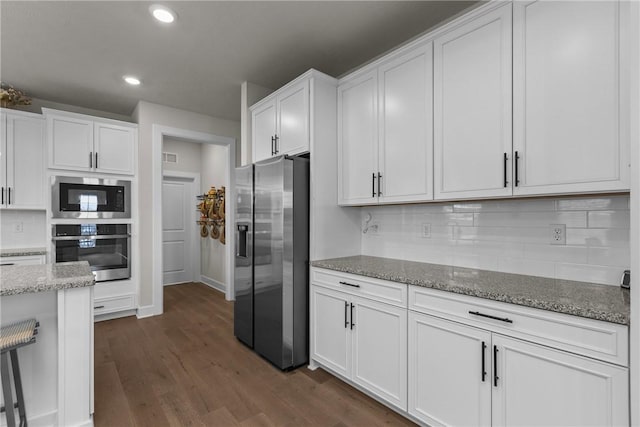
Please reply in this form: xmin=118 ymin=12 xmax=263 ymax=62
xmin=469 ymin=310 xmax=513 ymax=323
xmin=350 ymin=303 xmax=355 ymax=329
xmin=95 ymin=152 xmax=98 ymax=169
xmin=344 ymin=301 xmax=349 ymax=328
xmin=89 ymin=151 xmax=93 ymax=168
xmin=493 ymin=345 xmax=499 ymax=387
xmin=94 ymin=305 xmax=105 ymax=309
xmin=514 ymin=151 xmax=520 ymax=187
xmin=372 ymin=173 xmax=376 ymax=197
xmin=378 ymin=172 xmax=382 ymax=196
xmin=0 ymin=263 xmax=15 ymax=266
xmin=481 ymin=341 xmax=487 ymax=382
xmin=274 ymin=134 xmax=279 ymax=154
xmin=339 ymin=281 xmax=360 ymax=288
xmin=503 ymin=153 xmax=508 ymax=187
xmin=1 ymin=187 xmax=4 ymax=205
xmin=271 ymin=136 xmax=274 ymax=155
xmin=7 ymin=187 xmax=10 ymax=205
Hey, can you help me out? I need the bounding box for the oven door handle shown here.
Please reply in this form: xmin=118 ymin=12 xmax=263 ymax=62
xmin=52 ymin=234 xmax=131 ymax=241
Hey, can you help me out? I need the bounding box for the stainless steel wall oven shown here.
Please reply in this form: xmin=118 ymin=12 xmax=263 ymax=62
xmin=53 ymin=224 xmax=131 ymax=282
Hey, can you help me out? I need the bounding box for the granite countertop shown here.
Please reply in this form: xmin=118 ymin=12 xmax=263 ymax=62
xmin=311 ymin=255 xmax=630 ymax=325
xmin=0 ymin=261 xmax=95 ymax=296
xmin=0 ymin=247 xmax=47 ymax=257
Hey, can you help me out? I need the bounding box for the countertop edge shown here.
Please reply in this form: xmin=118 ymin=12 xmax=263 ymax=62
xmin=311 ymin=259 xmax=629 ymax=326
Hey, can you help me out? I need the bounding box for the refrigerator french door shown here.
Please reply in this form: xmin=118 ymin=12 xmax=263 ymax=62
xmin=234 ymin=155 xmax=309 ymax=370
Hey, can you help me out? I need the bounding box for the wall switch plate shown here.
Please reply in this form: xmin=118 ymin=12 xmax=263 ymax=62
xmin=13 ymin=222 xmax=23 ymax=233
xmin=422 ymin=223 xmax=431 ymax=238
xmin=550 ymin=224 xmax=566 ymax=245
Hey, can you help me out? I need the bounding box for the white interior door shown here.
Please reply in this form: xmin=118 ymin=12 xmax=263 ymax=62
xmin=162 ymin=177 xmax=194 ymax=285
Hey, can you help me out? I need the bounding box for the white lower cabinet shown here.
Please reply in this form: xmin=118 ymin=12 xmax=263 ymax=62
xmin=408 ymin=312 xmax=491 ymax=426
xmin=0 ymin=254 xmax=46 ymax=266
xmin=409 ymin=311 xmax=629 ymax=427
xmin=492 ymin=335 xmax=629 ymax=427
xmin=310 ymin=284 xmax=407 ymax=411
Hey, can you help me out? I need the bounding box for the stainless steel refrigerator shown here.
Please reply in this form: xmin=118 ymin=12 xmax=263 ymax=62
xmin=234 ymin=155 xmax=309 ymax=370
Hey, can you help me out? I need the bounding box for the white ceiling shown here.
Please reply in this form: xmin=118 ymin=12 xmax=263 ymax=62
xmin=1 ymin=1 xmax=478 ymax=121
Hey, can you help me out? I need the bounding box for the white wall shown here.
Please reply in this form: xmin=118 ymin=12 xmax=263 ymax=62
xmin=0 ymin=210 xmax=47 ymax=248
xmin=13 ymin=97 xmax=134 ymax=122
xmin=361 ymin=195 xmax=630 ymax=286
xmin=162 ymin=138 xmax=202 ymax=174
xmin=200 ymin=144 xmax=228 ymax=286
xmin=133 ymin=100 xmax=240 ymax=307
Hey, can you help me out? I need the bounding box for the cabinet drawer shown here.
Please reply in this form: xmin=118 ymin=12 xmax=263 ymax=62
xmin=311 ymin=267 xmax=407 ymax=307
xmin=0 ymin=255 xmax=46 ymax=266
xmin=93 ymin=294 xmax=135 ymax=315
xmin=409 ymin=286 xmax=628 ymax=366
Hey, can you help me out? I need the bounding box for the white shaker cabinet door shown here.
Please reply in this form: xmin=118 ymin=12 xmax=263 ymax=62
xmin=378 ymin=43 xmax=433 ymax=204
xmin=351 ymin=296 xmax=407 ymax=411
xmin=94 ymin=122 xmax=136 ymax=175
xmin=6 ymin=114 xmax=45 ymax=209
xmin=338 ymin=70 xmax=378 ymax=206
xmin=512 ymin=1 xmax=630 ymax=195
xmin=276 ymin=80 xmax=309 ymax=157
xmin=252 ymin=99 xmax=277 ymax=163
xmin=433 ymin=4 xmax=512 ymax=200
xmin=492 ymin=334 xmax=629 ymax=427
xmin=408 ymin=312 xmax=491 ymax=427
xmin=48 ymin=115 xmax=94 ymax=172
xmin=310 ymin=286 xmax=351 ymax=378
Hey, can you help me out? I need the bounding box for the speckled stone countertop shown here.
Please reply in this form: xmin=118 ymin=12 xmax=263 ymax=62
xmin=311 ymin=256 xmax=630 ymax=325
xmin=0 ymin=261 xmax=95 ymax=296
xmin=0 ymin=247 xmax=47 ymax=257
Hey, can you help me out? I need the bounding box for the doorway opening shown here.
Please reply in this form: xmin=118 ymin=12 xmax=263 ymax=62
xmin=151 ymin=125 xmax=236 ymax=317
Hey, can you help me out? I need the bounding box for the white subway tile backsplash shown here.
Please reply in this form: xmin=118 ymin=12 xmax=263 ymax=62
xmin=555 ymin=195 xmax=629 ymax=211
xmin=361 ymin=196 xmax=630 ymax=286
xmin=0 ymin=210 xmax=47 ymax=249
xmin=587 ymin=210 xmax=631 ymax=228
xmin=473 ymin=211 xmax=587 ymax=228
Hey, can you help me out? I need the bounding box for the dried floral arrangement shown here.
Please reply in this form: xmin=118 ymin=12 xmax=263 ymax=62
xmin=0 ymin=83 xmax=32 ymax=108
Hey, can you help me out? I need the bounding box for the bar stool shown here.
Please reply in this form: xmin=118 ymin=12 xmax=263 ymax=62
xmin=0 ymin=319 xmax=38 ymax=427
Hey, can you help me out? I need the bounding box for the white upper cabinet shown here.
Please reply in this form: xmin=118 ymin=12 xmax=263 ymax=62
xmin=512 ymin=1 xmax=630 ymax=195
xmin=378 ymin=44 xmax=433 ymax=203
xmin=276 ymin=80 xmax=309 ymax=156
xmin=251 ymin=77 xmax=310 ymax=163
xmin=252 ymin=99 xmax=277 ymax=163
xmin=46 ymin=109 xmax=137 ymax=175
xmin=338 ymin=41 xmax=434 ymax=206
xmin=0 ymin=110 xmax=46 ymax=210
xmin=338 ymin=70 xmax=378 ymax=205
xmin=48 ymin=115 xmax=93 ymax=172
xmin=94 ymin=122 xmax=136 ymax=175
xmin=434 ymin=3 xmax=512 ymax=200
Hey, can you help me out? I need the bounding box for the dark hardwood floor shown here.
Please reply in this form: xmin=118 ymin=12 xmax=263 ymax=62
xmin=94 ymin=283 xmax=416 ymax=426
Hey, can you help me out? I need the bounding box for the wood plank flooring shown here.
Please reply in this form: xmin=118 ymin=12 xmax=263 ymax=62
xmin=94 ymin=283 xmax=416 ymax=427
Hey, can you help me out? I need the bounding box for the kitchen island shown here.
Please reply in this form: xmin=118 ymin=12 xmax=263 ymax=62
xmin=0 ymin=261 xmax=95 ymax=427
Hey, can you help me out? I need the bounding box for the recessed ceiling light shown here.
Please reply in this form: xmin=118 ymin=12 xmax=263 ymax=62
xmin=150 ymin=5 xmax=176 ymax=24
xmin=123 ymin=76 xmax=141 ymax=86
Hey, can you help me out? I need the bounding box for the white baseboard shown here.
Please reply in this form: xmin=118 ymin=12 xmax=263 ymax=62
xmin=95 ymin=309 xmax=137 ymax=322
xmin=136 ymin=304 xmax=160 ymax=319
xmin=0 ymin=410 xmax=57 ymax=427
xmin=199 ymin=275 xmax=226 ymax=293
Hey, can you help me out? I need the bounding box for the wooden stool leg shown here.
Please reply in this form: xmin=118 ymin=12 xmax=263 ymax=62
xmin=1 ymin=351 xmax=16 ymax=427
xmin=9 ymin=350 xmax=26 ymax=427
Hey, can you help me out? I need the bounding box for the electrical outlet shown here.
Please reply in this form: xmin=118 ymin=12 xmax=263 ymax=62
xmin=550 ymin=224 xmax=566 ymax=245
xmin=422 ymin=223 xmax=431 ymax=238
xmin=13 ymin=222 xmax=23 ymax=233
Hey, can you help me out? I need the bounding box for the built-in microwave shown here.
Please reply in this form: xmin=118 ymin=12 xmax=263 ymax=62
xmin=52 ymin=176 xmax=131 ymax=219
